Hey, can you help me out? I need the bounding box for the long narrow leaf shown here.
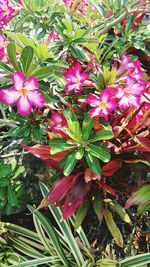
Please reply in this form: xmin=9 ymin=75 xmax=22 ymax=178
xmin=39 ymin=182 xmax=85 ymax=267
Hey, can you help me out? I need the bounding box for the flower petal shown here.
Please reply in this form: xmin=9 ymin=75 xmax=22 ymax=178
xmin=86 ymin=93 xmax=100 ymax=107
xmin=12 ymin=72 xmax=26 ymax=90
xmin=25 ymin=76 xmax=39 ymax=91
xmin=27 ymin=91 xmax=45 ymax=108
xmin=17 ymin=96 xmax=31 ymax=116
xmin=0 ymin=88 xmax=20 ymax=105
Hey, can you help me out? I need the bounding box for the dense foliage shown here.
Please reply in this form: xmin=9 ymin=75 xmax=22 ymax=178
xmin=0 ymin=0 xmax=150 ymax=265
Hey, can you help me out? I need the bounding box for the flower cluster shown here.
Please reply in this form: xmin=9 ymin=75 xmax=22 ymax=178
xmin=86 ymin=53 xmax=149 ymax=119
xmin=0 ymin=0 xmax=14 ymax=29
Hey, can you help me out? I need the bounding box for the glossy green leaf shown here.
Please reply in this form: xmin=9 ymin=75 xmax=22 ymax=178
xmin=7 ymin=43 xmax=20 ymax=71
xmin=86 ymin=144 xmax=111 ymax=162
xmin=32 ymin=67 xmax=52 ymax=80
xmin=75 ymin=147 xmax=84 ymax=160
xmin=103 ymin=208 xmax=123 ymax=247
xmin=63 ymin=152 xmax=77 ymax=176
xmin=0 ymin=164 xmax=12 ymax=178
xmin=109 ymin=201 xmax=131 ymax=224
xmin=92 ymin=195 xmax=103 ymax=224
xmin=75 ymin=200 xmax=89 ymax=229
xmin=82 ymin=114 xmax=94 ymax=141
xmin=20 ymin=46 xmax=34 ymax=73
xmin=7 ymin=187 xmax=18 ymax=207
xmin=50 ymin=139 xmax=74 ymax=154
xmin=65 ymin=121 xmax=82 ymax=142
xmin=89 ymin=129 xmax=114 ymax=142
xmin=86 ymin=153 xmax=101 ymax=176
xmin=125 ymin=184 xmax=150 ymax=209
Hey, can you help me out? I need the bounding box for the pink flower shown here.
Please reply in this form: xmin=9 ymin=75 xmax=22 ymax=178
xmin=86 ymin=89 xmax=117 ymax=119
xmin=116 ymin=53 xmax=144 ymax=81
xmin=115 ymin=76 xmax=146 ymax=109
xmin=0 ymin=0 xmax=15 ymax=29
xmin=0 ymin=71 xmax=45 ymax=116
xmin=0 ymin=34 xmax=9 ymax=61
xmin=51 ymin=112 xmax=67 ymax=133
xmin=64 ymin=63 xmax=89 ymax=93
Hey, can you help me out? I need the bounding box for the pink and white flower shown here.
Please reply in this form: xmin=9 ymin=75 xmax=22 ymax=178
xmin=0 ymin=71 xmax=45 ymax=116
xmin=0 ymin=34 xmax=9 ymax=61
xmin=0 ymin=0 xmax=15 ymax=29
xmin=51 ymin=112 xmax=67 ymax=133
xmin=86 ymin=89 xmax=117 ymax=119
xmin=64 ymin=62 xmax=89 ymax=93
xmin=115 ymin=76 xmax=146 ymax=109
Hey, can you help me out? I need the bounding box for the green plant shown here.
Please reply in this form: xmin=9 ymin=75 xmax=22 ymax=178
xmin=0 ymin=159 xmax=26 ymax=215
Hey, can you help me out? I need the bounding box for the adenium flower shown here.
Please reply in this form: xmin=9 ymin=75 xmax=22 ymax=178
xmin=64 ymin=62 xmax=89 ymax=93
xmin=117 ymin=53 xmax=144 ymax=80
xmin=0 ymin=34 xmax=9 ymax=61
xmin=0 ymin=0 xmax=15 ymax=29
xmin=0 ymin=71 xmax=45 ymax=116
xmin=86 ymin=89 xmax=117 ymax=119
xmin=115 ymin=76 xmax=146 ymax=109
xmin=51 ymin=112 xmax=67 ymax=134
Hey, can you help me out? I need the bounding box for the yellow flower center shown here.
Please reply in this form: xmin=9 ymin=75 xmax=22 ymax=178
xmin=18 ymin=88 xmax=28 ymax=96
xmin=4 ymin=6 xmax=9 ymax=14
xmin=124 ymin=89 xmax=130 ymax=96
xmin=99 ymin=101 xmax=106 ymax=109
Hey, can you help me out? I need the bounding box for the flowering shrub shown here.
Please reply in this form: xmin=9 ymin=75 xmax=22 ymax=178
xmin=0 ymin=0 xmax=149 ymax=247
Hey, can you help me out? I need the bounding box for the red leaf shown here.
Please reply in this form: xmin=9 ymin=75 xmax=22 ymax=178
xmin=21 ymin=144 xmax=69 ymax=170
xmin=136 ymin=136 xmax=150 ymax=152
xmin=48 ymin=175 xmax=74 ymax=203
xmin=102 ymin=160 xmax=122 ymax=176
xmin=98 ymin=182 xmax=119 ymax=199
xmin=62 ymin=181 xmax=91 ymax=219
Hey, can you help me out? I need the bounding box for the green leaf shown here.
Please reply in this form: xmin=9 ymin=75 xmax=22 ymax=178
xmin=65 ymin=121 xmax=82 ymax=142
xmin=92 ymin=195 xmax=103 ymax=224
xmin=63 ymin=152 xmax=77 ymax=176
xmin=39 ymin=182 xmax=85 ymax=266
xmin=32 ymin=67 xmax=52 ymax=80
xmin=109 ymin=201 xmax=131 ymax=224
xmin=89 ymin=129 xmax=114 ymax=142
xmin=82 ymin=114 xmax=94 ymax=141
xmin=75 ymin=200 xmax=89 ymax=229
xmin=86 ymin=153 xmax=101 ymax=176
xmin=64 ymin=108 xmax=78 ymax=126
xmin=0 ymin=177 xmax=9 ymax=187
xmin=7 ymin=187 xmax=18 ymax=207
xmin=137 ymin=203 xmax=150 ymax=214
xmin=20 ymin=46 xmax=34 ymax=73
xmin=7 ymin=43 xmax=20 ymax=71
xmin=103 ymin=208 xmax=123 ymax=247
xmin=125 ymin=184 xmax=150 ymax=209
xmin=28 ymin=205 xmax=70 ymax=266
xmin=120 ymin=253 xmax=150 ymax=267
xmin=0 ymin=62 xmax=13 ymax=73
xmin=12 ymin=166 xmax=25 ymax=179
xmin=86 ymin=144 xmax=111 ymax=163
xmin=75 ymin=147 xmax=84 ymax=160
xmin=50 ymin=139 xmax=74 ymax=154
xmin=0 ymin=164 xmax=12 ymax=178
xmin=125 ymin=15 xmax=134 ymax=33
xmin=96 ymin=259 xmax=118 ymax=267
